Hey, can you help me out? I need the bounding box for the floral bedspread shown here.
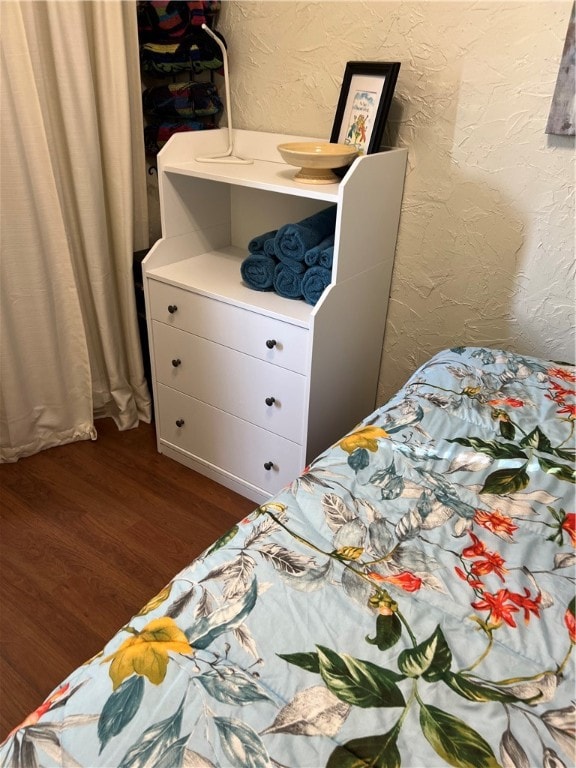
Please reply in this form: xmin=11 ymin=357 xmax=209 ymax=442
xmin=2 ymin=347 xmax=575 ymax=768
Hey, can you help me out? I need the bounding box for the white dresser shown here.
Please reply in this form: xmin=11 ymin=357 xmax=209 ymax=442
xmin=143 ymin=129 xmax=407 ymax=503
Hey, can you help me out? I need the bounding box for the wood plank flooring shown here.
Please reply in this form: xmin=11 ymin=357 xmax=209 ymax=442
xmin=0 ymin=419 xmax=254 ymax=739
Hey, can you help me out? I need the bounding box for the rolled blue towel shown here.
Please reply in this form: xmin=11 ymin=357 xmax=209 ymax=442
xmin=274 ymin=205 xmax=337 ymax=266
xmin=318 ymin=246 xmax=334 ymax=269
xmin=263 ymin=237 xmax=276 ymax=258
xmin=275 ymin=251 xmax=307 ymax=274
xmin=302 ymin=266 xmax=332 ymax=305
xmin=304 ymin=234 xmax=335 ymax=267
xmin=273 ymin=262 xmax=304 ymax=299
xmin=248 ymin=229 xmax=278 ymax=254
xmin=240 ymin=253 xmax=277 ymax=291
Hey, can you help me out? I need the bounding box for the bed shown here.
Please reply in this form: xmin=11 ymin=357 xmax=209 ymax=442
xmin=2 ymin=346 xmax=574 ymax=768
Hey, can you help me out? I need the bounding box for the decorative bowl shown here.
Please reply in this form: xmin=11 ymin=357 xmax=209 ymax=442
xmin=277 ymin=142 xmax=358 ymax=184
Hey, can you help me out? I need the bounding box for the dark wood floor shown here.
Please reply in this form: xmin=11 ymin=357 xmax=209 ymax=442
xmin=0 ymin=419 xmax=254 ymax=739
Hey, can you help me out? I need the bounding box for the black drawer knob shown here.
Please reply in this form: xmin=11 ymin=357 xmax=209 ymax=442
xmin=172 ymin=358 xmax=182 ymax=367
xmin=265 ymin=339 xmax=277 ymax=349
xmin=168 ymin=304 xmax=178 ymax=314
xmin=175 ymin=419 xmax=185 ymax=428
xmin=264 ymin=461 xmax=274 ymax=471
xmin=265 ymin=397 xmax=276 ymax=406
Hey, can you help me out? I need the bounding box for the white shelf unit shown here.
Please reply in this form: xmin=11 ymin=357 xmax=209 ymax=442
xmin=144 ymin=129 xmax=407 ymax=504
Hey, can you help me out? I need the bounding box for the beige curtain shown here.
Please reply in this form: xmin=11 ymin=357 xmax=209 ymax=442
xmin=0 ymin=0 xmax=151 ymax=462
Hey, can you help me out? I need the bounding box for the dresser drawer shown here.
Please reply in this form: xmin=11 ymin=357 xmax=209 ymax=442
xmin=153 ymin=322 xmax=307 ymax=444
xmin=148 ymin=280 xmax=308 ymax=374
xmin=157 ymin=384 xmax=303 ymax=494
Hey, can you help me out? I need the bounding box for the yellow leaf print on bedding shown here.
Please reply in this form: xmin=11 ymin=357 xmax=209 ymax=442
xmin=334 ymin=546 xmax=364 ymax=561
xmin=102 ymin=617 xmax=194 ymax=690
xmin=338 ymin=426 xmax=389 ymax=454
xmin=135 ymin=583 xmax=173 ymax=617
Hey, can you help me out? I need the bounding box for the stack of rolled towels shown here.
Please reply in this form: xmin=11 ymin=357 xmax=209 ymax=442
xmin=240 ymin=206 xmax=336 ymax=306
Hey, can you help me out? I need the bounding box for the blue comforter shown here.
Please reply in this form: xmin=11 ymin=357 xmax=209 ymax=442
xmin=2 ymin=347 xmax=575 ymax=767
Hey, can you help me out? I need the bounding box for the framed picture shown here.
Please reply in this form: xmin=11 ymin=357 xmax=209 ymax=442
xmin=330 ymin=61 xmax=400 ymax=155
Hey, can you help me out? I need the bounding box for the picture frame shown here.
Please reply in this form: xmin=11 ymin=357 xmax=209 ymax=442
xmin=330 ymin=61 xmax=400 ymax=155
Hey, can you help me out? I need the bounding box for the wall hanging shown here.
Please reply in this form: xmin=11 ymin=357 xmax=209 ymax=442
xmin=546 ymin=2 xmax=575 ymax=136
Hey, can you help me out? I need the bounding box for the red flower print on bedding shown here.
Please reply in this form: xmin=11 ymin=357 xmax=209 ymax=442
xmin=460 ymin=532 xmax=508 ymax=581
xmin=367 ymin=570 xmax=423 ymax=593
xmin=487 ymin=397 xmax=525 ymax=408
xmin=473 ymin=509 xmax=518 ymax=539
xmin=471 ymin=589 xmax=521 ymax=628
xmin=547 ymin=366 xmax=576 ymax=383
xmin=546 ymin=372 xmax=576 ymax=420
xmin=456 ymin=531 xmax=543 ymax=630
xmin=562 ymin=513 xmax=576 ymax=546
xmin=564 ymin=597 xmax=576 ymax=644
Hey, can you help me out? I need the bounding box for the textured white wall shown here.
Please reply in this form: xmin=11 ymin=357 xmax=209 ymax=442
xmin=218 ymin=0 xmax=575 ymax=401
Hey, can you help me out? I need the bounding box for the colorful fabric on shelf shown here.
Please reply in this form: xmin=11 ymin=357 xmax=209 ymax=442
xmin=143 ymin=82 xmax=222 ymax=120
xmin=144 ymin=119 xmax=217 ymax=155
xmin=137 ymin=1 xmax=220 ymax=42
xmin=140 ymin=33 xmax=224 ymax=76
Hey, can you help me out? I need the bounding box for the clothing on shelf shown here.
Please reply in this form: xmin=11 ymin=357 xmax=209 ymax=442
xmin=138 ymin=1 xmax=223 ymax=156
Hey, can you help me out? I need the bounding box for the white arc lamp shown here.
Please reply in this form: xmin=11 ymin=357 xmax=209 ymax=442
xmin=196 ymin=24 xmax=252 ymax=164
